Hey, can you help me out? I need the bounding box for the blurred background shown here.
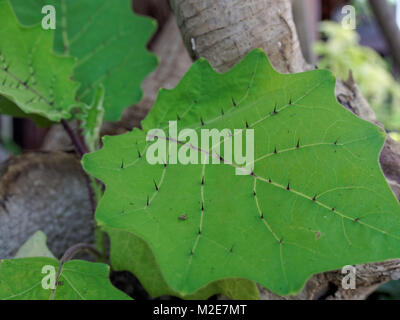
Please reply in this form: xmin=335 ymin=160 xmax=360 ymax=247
xmin=0 ymin=0 xmax=399 ymax=299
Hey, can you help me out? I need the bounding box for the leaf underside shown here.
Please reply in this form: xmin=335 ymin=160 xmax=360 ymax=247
xmin=0 ymin=257 xmax=131 ymax=300
xmin=10 ymin=0 xmax=158 ymax=121
xmin=84 ymin=49 xmax=400 ymax=297
xmin=14 ymin=231 xmax=55 ymax=259
xmin=0 ymin=94 xmax=52 ymax=127
xmin=0 ymin=0 xmax=78 ymax=122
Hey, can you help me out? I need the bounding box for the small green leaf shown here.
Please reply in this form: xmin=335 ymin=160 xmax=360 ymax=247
xmin=0 ymin=257 xmax=131 ymax=300
xmin=10 ymin=0 xmax=158 ymax=121
xmin=83 ymin=49 xmax=400 ymax=297
xmin=15 ymin=231 xmax=55 ymax=259
xmin=0 ymin=0 xmax=79 ymax=122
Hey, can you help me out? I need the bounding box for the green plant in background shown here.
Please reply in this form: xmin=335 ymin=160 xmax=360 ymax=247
xmin=0 ymin=0 xmax=156 ymax=299
xmin=0 ymin=1 xmax=79 ymax=122
xmin=314 ymin=21 xmax=400 ymax=135
xmin=0 ymin=232 xmax=131 ymax=300
xmin=3 ymin=0 xmax=158 ymax=151
xmin=9 ymin=0 xmax=158 ymax=123
xmin=1 ymin=0 xmax=400 ymax=300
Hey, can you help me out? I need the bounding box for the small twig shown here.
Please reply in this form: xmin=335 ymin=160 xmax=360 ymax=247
xmin=60 ymin=119 xmax=86 ymax=157
xmin=60 ymin=243 xmax=102 ymax=264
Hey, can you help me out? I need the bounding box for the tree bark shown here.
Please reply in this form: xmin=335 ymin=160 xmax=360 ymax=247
xmin=170 ymin=0 xmax=400 ymax=300
xmin=170 ymin=0 xmax=309 ymax=74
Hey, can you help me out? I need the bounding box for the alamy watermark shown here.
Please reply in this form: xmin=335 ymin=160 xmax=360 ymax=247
xmin=146 ymin=121 xmax=255 ymax=175
xmin=41 ymin=265 xmax=56 ymax=290
xmin=341 ymin=5 xmax=356 ymax=30
xmin=341 ymin=265 xmax=356 ymax=290
xmin=41 ymin=5 xmax=56 ymax=30
xmin=41 ymin=265 xmax=63 ymax=290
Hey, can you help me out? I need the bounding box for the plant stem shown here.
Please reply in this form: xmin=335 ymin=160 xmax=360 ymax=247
xmin=60 ymin=243 xmax=102 ymax=264
xmin=60 ymin=119 xmax=87 ymax=157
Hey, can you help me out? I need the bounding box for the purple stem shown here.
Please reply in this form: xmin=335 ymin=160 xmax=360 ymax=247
xmin=60 ymin=243 xmax=102 ymax=264
xmin=61 ymin=119 xmax=87 ymax=157
xmin=50 ymin=243 xmax=101 ymax=299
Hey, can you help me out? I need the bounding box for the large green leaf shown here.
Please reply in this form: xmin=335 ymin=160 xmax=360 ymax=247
xmin=10 ymin=0 xmax=158 ymax=121
xmin=0 ymin=0 xmax=78 ymax=122
xmin=0 ymin=257 xmax=131 ymax=300
xmin=83 ymin=49 xmax=400 ymax=297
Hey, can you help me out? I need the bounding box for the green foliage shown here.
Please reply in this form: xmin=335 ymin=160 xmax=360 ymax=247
xmin=389 ymin=132 xmax=400 ymax=142
xmin=314 ymin=21 xmax=400 ymax=131
xmin=0 ymin=257 xmax=131 ymax=300
xmin=0 ymin=0 xmax=79 ymax=122
xmin=10 ymin=0 xmax=158 ymax=121
xmin=2 ymin=0 xmax=399 ymax=299
xmin=1 ymin=230 xmax=130 ymax=300
xmin=83 ymin=49 xmax=400 ymax=297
